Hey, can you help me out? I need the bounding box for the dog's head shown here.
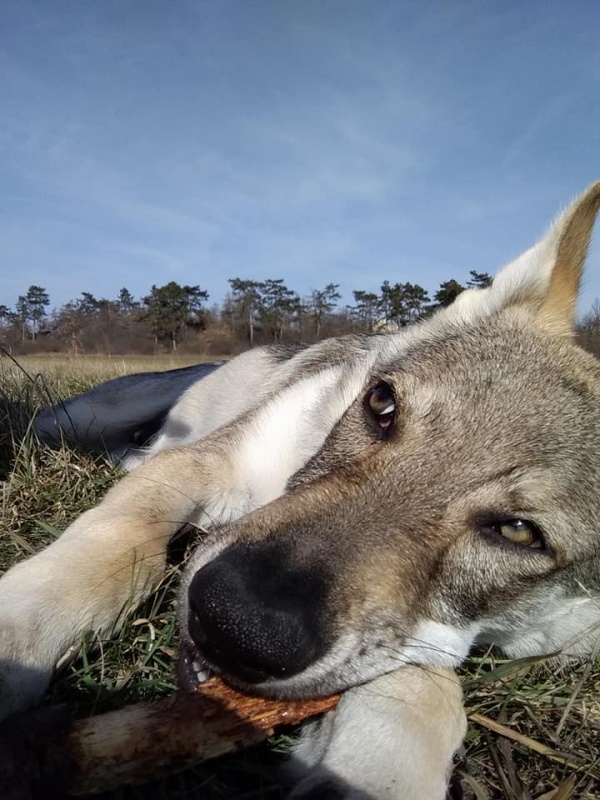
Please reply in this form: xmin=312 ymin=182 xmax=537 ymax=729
xmin=179 ymin=182 xmax=600 ymax=698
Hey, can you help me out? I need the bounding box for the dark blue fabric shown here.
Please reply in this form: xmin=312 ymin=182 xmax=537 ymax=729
xmin=34 ymin=362 xmax=222 ymax=458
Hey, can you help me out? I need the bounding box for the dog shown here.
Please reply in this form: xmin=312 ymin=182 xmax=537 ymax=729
xmin=2 ymin=181 xmax=600 ymax=799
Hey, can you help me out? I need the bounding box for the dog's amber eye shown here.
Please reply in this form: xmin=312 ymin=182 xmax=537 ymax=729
xmin=365 ymin=382 xmax=396 ymax=431
xmin=499 ymin=520 xmax=544 ymax=548
xmin=481 ymin=518 xmax=545 ymax=550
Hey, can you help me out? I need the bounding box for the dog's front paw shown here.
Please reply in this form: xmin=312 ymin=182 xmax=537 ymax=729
xmin=287 ymin=668 xmax=466 ymax=800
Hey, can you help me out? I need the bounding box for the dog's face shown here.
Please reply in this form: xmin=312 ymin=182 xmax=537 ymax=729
xmin=179 ymin=183 xmax=600 ymax=699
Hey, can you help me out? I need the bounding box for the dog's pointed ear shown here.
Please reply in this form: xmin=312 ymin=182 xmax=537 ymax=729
xmin=488 ymin=181 xmax=600 ymax=336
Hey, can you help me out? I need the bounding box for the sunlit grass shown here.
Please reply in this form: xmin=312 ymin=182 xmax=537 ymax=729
xmin=1 ymin=351 xmax=223 ymax=381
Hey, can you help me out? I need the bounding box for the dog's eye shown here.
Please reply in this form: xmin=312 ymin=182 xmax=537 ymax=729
xmin=365 ymin=382 xmax=396 ymax=431
xmin=480 ymin=518 xmax=545 ymax=550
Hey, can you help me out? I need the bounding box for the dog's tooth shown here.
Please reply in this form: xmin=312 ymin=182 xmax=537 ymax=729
xmin=192 ymin=658 xmax=210 ymax=683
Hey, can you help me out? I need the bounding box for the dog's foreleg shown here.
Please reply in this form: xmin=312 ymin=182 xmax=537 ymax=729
xmin=287 ymin=666 xmax=466 ymax=800
xmin=0 ymin=443 xmax=235 ymax=719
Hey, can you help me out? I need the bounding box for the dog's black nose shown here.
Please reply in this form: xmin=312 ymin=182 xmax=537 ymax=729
xmin=187 ymin=542 xmax=330 ymax=683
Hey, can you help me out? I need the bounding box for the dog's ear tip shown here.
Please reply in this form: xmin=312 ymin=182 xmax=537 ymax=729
xmin=478 ymin=180 xmax=600 ymax=336
xmin=587 ymin=179 xmax=600 ymax=194
xmin=567 ymin=179 xmax=600 ymax=218
xmin=536 ymin=179 xmax=600 ymax=335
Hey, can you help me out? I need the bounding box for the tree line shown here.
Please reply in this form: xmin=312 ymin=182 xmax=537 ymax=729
xmin=1 ymin=271 xmax=599 ymax=357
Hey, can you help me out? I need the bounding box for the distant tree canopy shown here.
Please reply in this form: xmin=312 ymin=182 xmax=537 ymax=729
xmin=117 ymin=287 xmax=138 ymax=314
xmin=309 ymin=283 xmax=341 ymax=338
xmin=379 ymin=281 xmax=430 ymax=329
xmin=141 ymin=282 xmax=209 ymax=350
xmin=2 ymin=271 xmax=599 ymax=358
xmin=350 ymin=290 xmax=379 ymax=332
xmin=467 ymin=270 xmax=493 ymax=289
xmin=13 ymin=285 xmax=50 ymax=341
xmin=433 ymin=279 xmax=465 ymax=309
xmin=226 ymin=278 xmax=302 ymax=343
xmin=227 ymin=278 xmax=262 ymax=345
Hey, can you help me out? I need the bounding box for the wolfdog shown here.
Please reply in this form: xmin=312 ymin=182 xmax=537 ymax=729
xmin=2 ymin=182 xmax=600 ymax=799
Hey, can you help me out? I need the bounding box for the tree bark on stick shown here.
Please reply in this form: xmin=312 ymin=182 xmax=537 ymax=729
xmin=0 ymin=678 xmax=340 ymax=797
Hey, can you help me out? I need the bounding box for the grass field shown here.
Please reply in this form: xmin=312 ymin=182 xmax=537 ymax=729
xmin=4 ymin=352 xmax=223 ymax=382
xmin=0 ymin=354 xmax=599 ymax=799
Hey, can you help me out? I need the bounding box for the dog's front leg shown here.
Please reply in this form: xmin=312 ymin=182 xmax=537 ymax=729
xmin=287 ymin=666 xmax=466 ymax=800
xmin=0 ymin=443 xmax=235 ymax=719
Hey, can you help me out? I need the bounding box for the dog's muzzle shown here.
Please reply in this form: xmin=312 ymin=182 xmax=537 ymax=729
xmin=182 ymin=541 xmax=332 ymax=687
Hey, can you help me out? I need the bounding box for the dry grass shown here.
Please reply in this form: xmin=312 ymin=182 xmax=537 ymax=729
xmin=459 ymin=655 xmax=600 ymax=798
xmin=2 ymin=351 xmax=222 ymax=380
xmin=1 ymin=360 xmax=599 ymax=799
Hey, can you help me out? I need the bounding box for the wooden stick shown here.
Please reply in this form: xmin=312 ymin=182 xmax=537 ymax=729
xmin=53 ymin=678 xmax=339 ymax=795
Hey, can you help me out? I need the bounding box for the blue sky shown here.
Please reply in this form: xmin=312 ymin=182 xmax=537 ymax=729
xmin=1 ymin=0 xmax=599 ymax=316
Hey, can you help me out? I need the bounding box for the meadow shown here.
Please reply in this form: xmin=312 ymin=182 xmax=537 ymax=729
xmin=0 ymin=353 xmax=598 ymax=799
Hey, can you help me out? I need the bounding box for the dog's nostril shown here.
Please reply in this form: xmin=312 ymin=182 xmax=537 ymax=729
xmin=187 ymin=543 xmax=330 ymax=683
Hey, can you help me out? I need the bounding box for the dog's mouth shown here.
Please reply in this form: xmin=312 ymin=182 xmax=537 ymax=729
xmin=178 ymin=639 xmax=282 ymax=695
